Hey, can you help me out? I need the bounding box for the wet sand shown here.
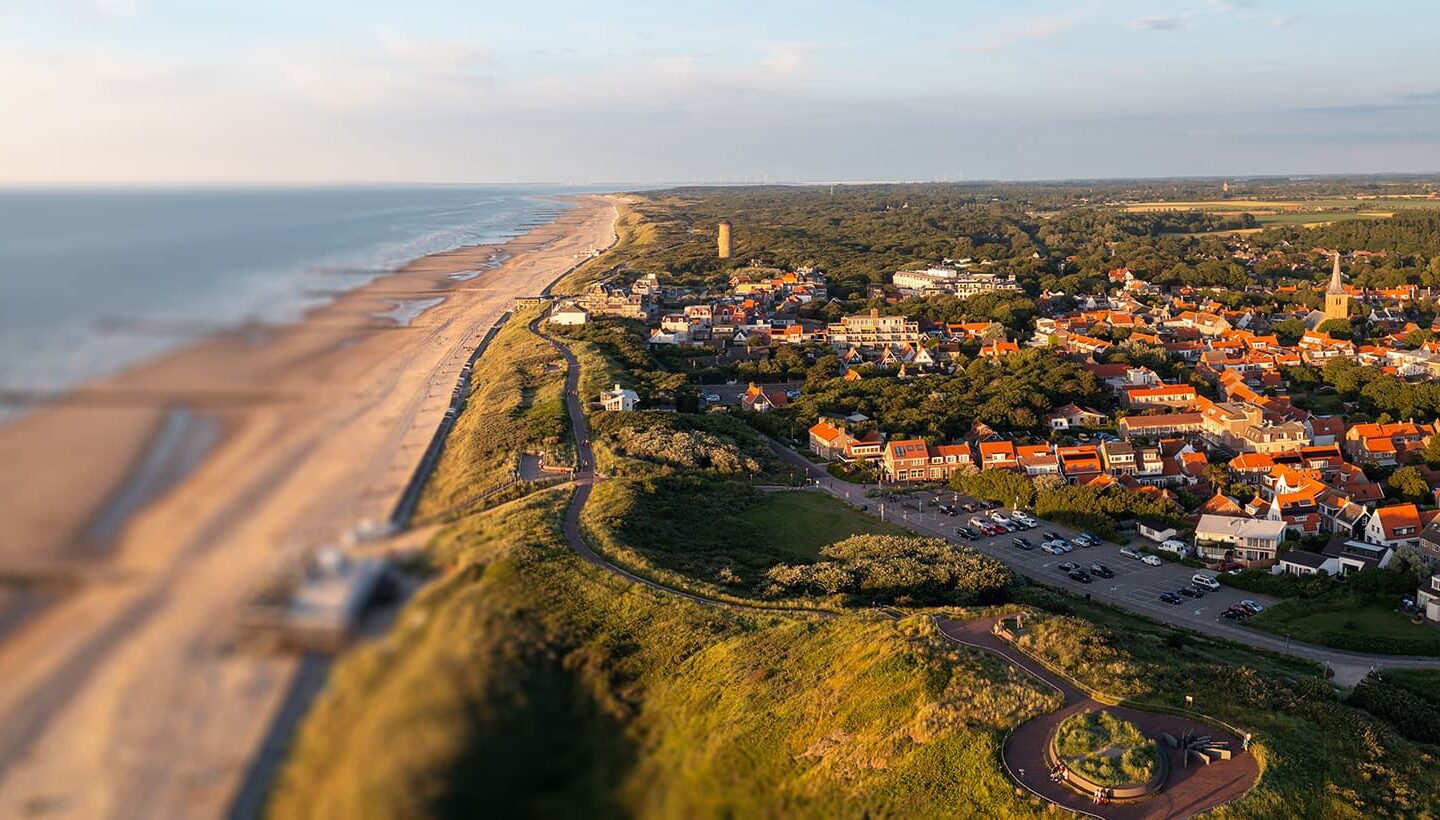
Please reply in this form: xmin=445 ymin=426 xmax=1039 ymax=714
xmin=0 ymin=194 xmax=619 ymax=819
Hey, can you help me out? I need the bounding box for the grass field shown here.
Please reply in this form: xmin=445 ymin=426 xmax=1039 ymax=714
xmin=1245 ymin=595 xmax=1440 ymax=656
xmin=735 ymin=491 xmax=903 ymax=561
xmin=582 ymin=477 xmax=908 ymax=599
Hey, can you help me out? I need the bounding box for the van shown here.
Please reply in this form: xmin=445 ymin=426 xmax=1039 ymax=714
xmin=1191 ymin=573 xmax=1221 ymax=591
xmin=1159 ymin=539 xmax=1191 ymax=557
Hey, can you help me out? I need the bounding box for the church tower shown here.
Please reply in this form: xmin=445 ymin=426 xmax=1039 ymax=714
xmin=1324 ymin=251 xmax=1349 ymax=322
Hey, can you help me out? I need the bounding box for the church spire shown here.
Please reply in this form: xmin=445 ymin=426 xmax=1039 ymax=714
xmin=1327 ymin=251 xmax=1345 ymax=295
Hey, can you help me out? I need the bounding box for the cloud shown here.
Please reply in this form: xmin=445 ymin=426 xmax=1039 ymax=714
xmin=85 ymin=0 xmax=140 ymax=19
xmin=1132 ymin=14 xmax=1188 ymax=31
xmin=967 ymin=9 xmax=1092 ymax=54
xmin=1271 ymin=13 xmax=1300 ymax=27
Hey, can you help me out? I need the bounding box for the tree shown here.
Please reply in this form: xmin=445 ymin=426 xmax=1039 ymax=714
xmin=1317 ymin=318 xmax=1352 ymax=340
xmin=1387 ymin=466 xmax=1431 ymax=503
xmin=1273 ymin=318 xmax=1309 ymax=346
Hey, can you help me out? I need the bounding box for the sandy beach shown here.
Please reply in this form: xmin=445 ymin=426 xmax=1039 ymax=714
xmin=0 ymin=194 xmax=619 ymax=819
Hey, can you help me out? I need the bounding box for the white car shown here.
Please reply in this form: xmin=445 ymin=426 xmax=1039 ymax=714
xmin=989 ymin=511 xmax=1011 ymax=524
xmin=1192 ymin=573 xmax=1221 ymax=591
xmin=1042 ymin=543 xmax=1064 ymax=555
xmin=1141 ymin=555 xmax=1163 ymax=567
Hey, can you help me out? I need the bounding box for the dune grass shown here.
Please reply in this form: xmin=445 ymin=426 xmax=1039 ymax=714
xmin=267 ymin=489 xmax=1057 ymax=819
xmin=413 ymin=308 xmax=572 ymax=522
xmin=1053 ymin=710 xmax=1158 ymax=787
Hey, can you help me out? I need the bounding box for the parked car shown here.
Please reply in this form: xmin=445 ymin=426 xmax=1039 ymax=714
xmin=1216 ymin=561 xmax=1243 ymax=574
xmin=1012 ymin=536 xmax=1033 ymax=549
xmin=1191 ymin=573 xmax=1221 ymax=591
xmin=1141 ymin=555 xmax=1163 ymax=567
xmin=1159 ymin=592 xmax=1183 ymax=605
xmin=1221 ymin=607 xmax=1249 ymax=620
xmin=1239 ymin=600 xmax=1265 ymax=614
xmin=1069 ymin=569 xmax=1092 ymax=583
xmin=1177 ymin=587 xmax=1204 ymax=599
xmin=989 ymin=511 xmax=1011 ymax=524
xmin=1000 ymin=521 xmax=1019 ymax=533
xmin=702 ymin=392 xmax=721 ymax=402
xmin=969 ymin=517 xmax=988 ymax=528
xmin=956 ymin=527 xmax=978 ymax=541
xmin=1070 ymin=536 xmax=1091 ymax=549
xmin=1119 ymin=546 xmax=1144 ymax=560
xmin=1089 ymin=562 xmax=1114 ymax=579
xmin=961 ymin=503 xmax=977 ymax=513
xmin=1058 ymin=561 xmax=1079 ymax=573
xmin=1041 ymin=542 xmax=1064 ymax=555
xmin=1043 ymin=531 xmax=1063 ymax=541
xmin=1079 ymin=533 xmax=1102 ymax=545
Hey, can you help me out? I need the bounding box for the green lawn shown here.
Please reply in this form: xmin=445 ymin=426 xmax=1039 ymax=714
xmin=1246 ymin=595 xmax=1440 ymax=656
xmin=735 ymin=491 xmax=904 ymax=561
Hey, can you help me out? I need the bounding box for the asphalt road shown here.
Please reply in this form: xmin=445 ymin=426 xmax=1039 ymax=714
xmin=770 ymin=442 xmax=1440 ymax=686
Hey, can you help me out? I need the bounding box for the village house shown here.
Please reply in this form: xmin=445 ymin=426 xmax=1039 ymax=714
xmin=1194 ymin=514 xmax=1288 ymax=566
xmin=599 ymin=383 xmax=639 ymax=412
xmin=1364 ymin=503 xmax=1422 ymax=549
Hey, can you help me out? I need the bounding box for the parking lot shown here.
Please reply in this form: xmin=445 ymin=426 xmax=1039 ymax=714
xmin=874 ymin=488 xmax=1275 ymax=629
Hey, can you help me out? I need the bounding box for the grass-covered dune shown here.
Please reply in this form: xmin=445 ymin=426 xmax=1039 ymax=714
xmin=266 ymin=491 xmax=1057 ymax=819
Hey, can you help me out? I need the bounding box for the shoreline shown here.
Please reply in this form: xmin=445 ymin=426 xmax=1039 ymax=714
xmin=0 ymin=193 xmax=621 ymax=819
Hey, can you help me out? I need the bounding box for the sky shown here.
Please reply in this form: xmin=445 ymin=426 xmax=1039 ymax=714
xmin=1 ymin=0 xmax=1438 ymax=185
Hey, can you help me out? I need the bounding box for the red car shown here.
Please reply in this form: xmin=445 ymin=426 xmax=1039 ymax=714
xmin=1216 ymin=561 xmax=1244 ymax=574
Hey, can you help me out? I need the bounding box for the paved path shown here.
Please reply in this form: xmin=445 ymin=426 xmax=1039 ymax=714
xmin=936 ymin=616 xmax=1259 ymax=819
xmin=768 ymin=441 xmax=1440 ymax=685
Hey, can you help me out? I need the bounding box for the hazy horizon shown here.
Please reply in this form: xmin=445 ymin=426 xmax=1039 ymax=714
xmin=3 ymin=0 xmax=1439 ymax=185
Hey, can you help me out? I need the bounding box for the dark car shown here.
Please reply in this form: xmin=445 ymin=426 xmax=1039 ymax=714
xmin=1012 ymin=536 xmax=1032 ymax=548
xmin=1069 ymin=569 xmax=1092 ymax=583
xmin=956 ymin=527 xmax=978 ymax=541
xmin=1043 ymin=530 xmax=1063 ymax=541
xmin=1221 ymin=607 xmax=1249 ymax=620
xmin=1089 ymin=562 xmax=1114 ymax=579
xmin=1159 ymin=592 xmax=1183 ymax=605
xmin=1058 ymin=561 xmax=1079 ymax=573
xmin=1177 ymin=587 xmax=1204 ymax=599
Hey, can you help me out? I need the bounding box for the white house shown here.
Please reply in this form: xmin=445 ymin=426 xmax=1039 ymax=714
xmin=550 ymin=301 xmax=590 ymax=326
xmin=1364 ymin=503 xmax=1422 ymax=549
xmin=1277 ymin=550 xmax=1335 ymax=577
xmin=1417 ymin=571 xmax=1440 ymax=624
xmin=1193 ymin=514 xmax=1288 ymax=565
xmin=599 ymin=384 xmax=639 ymax=412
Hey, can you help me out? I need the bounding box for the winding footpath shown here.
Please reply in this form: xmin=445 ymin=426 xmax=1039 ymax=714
xmin=532 ymin=317 xmax=835 ymax=617
xmin=532 ymin=322 xmax=1262 ymax=818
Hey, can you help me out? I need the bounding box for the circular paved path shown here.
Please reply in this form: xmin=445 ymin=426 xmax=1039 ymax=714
xmin=936 ymin=616 xmax=1259 ymax=819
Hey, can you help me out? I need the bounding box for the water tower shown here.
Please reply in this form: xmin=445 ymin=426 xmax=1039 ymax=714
xmin=717 ymin=220 xmax=733 ymax=259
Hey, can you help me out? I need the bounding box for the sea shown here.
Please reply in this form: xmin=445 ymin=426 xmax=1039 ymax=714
xmin=0 ymin=185 xmax=607 ymax=395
